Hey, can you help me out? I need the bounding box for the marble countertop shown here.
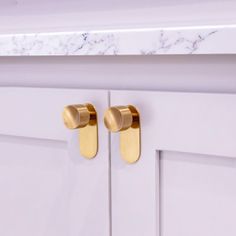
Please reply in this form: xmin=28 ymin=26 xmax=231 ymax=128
xmin=0 ymin=24 xmax=235 ymax=56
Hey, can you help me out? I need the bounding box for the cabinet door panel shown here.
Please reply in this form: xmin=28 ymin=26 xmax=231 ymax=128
xmin=110 ymin=91 xmax=236 ymax=236
xmin=0 ymin=88 xmax=110 ymax=236
xmin=160 ymin=151 xmax=236 ymax=236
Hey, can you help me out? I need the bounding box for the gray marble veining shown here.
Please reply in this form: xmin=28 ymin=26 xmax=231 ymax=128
xmin=0 ymin=25 xmax=235 ymax=56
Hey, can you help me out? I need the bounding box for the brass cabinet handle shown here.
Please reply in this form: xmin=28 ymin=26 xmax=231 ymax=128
xmin=104 ymin=105 xmax=140 ymax=163
xmin=62 ymin=103 xmax=98 ymax=159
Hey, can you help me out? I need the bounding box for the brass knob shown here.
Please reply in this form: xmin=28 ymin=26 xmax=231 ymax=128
xmin=62 ymin=103 xmax=98 ymax=159
xmin=104 ymin=105 xmax=140 ymax=164
xmin=104 ymin=106 xmax=133 ymax=132
xmin=63 ymin=104 xmax=91 ymax=129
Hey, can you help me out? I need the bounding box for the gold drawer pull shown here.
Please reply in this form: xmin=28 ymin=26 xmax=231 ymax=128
xmin=63 ymin=103 xmax=98 ymax=159
xmin=104 ymin=105 xmax=140 ymax=163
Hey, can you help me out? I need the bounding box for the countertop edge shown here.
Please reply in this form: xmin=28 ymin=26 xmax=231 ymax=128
xmin=0 ymin=24 xmax=236 ymax=56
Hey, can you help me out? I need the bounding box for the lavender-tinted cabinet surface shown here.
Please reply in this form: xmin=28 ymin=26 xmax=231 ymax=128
xmin=0 ymin=88 xmax=110 ymax=236
xmin=0 ymin=86 xmax=236 ymax=236
xmin=110 ymin=91 xmax=236 ymax=236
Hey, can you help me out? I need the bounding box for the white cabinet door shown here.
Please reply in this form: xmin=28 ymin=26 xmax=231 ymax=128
xmin=0 ymin=88 xmax=110 ymax=236
xmin=110 ymin=91 xmax=236 ymax=236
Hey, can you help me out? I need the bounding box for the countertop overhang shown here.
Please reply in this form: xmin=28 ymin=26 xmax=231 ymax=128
xmin=0 ymin=24 xmax=236 ymax=56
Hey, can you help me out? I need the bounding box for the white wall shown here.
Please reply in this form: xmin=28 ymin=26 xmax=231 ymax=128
xmin=0 ymin=0 xmax=235 ymax=33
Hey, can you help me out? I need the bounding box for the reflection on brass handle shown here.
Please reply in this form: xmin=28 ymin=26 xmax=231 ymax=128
xmin=63 ymin=103 xmax=98 ymax=159
xmin=104 ymin=105 xmax=140 ymax=164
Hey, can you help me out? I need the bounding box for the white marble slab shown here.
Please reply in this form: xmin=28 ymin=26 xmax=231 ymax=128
xmin=0 ymin=24 xmax=236 ymax=56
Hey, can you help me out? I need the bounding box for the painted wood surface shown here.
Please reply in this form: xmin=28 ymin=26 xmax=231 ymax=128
xmin=0 ymin=88 xmax=110 ymax=236
xmin=110 ymin=90 xmax=236 ymax=236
